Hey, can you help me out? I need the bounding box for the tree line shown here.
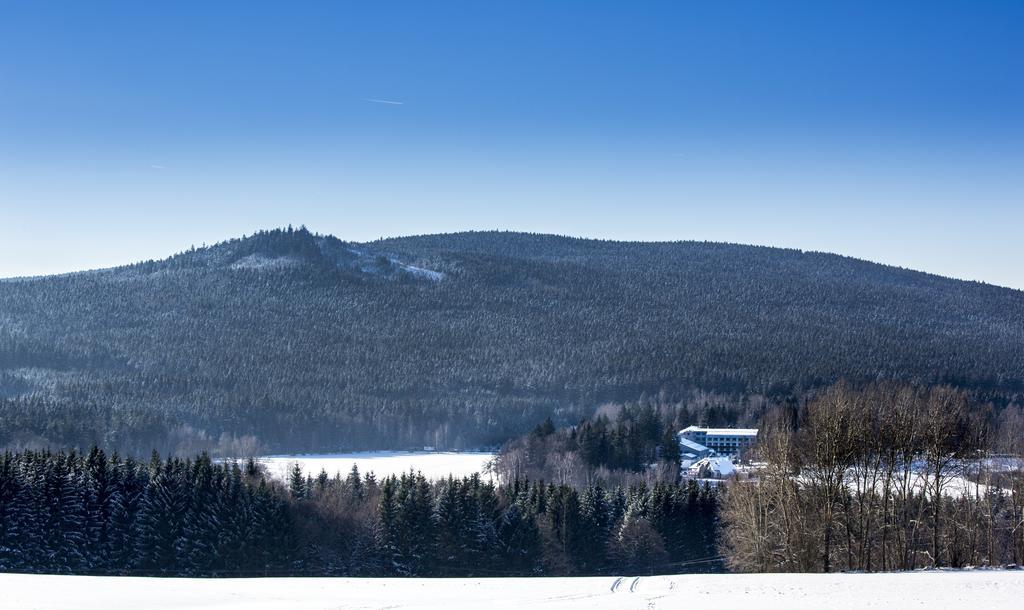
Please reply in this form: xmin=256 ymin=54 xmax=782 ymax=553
xmin=0 ymin=447 xmax=721 ymax=576
xmin=0 ymin=449 xmax=292 ymax=575
xmin=495 ymin=402 xmax=689 ymax=486
xmin=491 ymin=390 xmax=775 ymax=487
xmin=721 ymin=382 xmax=1024 ymax=572
xmin=4 ymin=380 xmax=1021 ymax=578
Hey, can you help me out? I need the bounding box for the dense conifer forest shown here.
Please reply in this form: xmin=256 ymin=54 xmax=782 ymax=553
xmin=0 ymin=448 xmax=720 ymax=576
xmin=493 ymin=401 xmax=694 ymax=486
xmin=1 ymin=227 xmax=1022 ymax=454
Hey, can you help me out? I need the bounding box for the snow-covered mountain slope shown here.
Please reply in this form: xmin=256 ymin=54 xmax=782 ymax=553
xmin=2 ymin=571 xmax=1021 ymax=610
xmin=2 ymin=226 xmax=1023 ymax=455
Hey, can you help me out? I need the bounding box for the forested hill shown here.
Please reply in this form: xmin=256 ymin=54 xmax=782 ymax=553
xmin=1 ymin=227 xmax=1022 ymax=455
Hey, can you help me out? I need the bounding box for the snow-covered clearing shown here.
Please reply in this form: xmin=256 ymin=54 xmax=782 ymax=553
xmin=842 ymin=470 xmax=1013 ymax=500
xmin=907 ymin=473 xmax=1010 ymax=499
xmin=2 ymin=571 xmax=1022 ymax=610
xmin=397 ymin=262 xmax=444 ymax=281
xmin=257 ymin=451 xmax=495 ymax=481
xmin=229 ymin=253 xmax=304 ymax=270
xmin=344 ymin=246 xmax=445 ymax=280
xmin=762 ymin=460 xmax=1019 ymax=500
xmin=983 ymin=457 xmax=1024 ymax=472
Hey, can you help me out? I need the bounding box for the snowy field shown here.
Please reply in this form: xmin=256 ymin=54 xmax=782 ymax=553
xmin=2 ymin=571 xmax=1022 ymax=610
xmin=256 ymin=451 xmax=496 ymax=481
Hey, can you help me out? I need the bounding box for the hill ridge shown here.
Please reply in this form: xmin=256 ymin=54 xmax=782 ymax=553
xmin=1 ymin=228 xmax=1021 ymax=454
xmin=5 ymin=227 xmax=1017 ymax=294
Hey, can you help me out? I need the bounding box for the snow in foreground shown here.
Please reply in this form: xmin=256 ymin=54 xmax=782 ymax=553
xmin=257 ymin=451 xmax=495 ymax=481
xmin=2 ymin=571 xmax=1022 ymax=610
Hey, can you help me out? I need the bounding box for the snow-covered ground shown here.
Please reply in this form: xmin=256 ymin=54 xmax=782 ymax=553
xmin=908 ymin=473 xmax=1010 ymax=499
xmin=396 ymin=261 xmax=444 ymax=281
xmin=228 ymin=253 xmax=305 ymax=270
xmin=257 ymin=451 xmax=495 ymax=481
xmin=737 ymin=460 xmax=1019 ymax=499
xmin=842 ymin=470 xmax=1013 ymax=500
xmin=2 ymin=571 xmax=1022 ymax=610
xmin=981 ymin=456 xmax=1024 ymax=472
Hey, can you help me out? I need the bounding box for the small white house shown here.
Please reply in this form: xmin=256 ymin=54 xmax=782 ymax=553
xmin=688 ymin=456 xmax=736 ymax=478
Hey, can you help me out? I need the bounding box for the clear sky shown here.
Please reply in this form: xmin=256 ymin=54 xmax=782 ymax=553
xmin=1 ymin=1 xmax=1022 ymax=288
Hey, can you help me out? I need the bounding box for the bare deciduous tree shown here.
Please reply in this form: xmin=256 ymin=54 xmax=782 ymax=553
xmin=722 ymin=381 xmax=1019 ymax=573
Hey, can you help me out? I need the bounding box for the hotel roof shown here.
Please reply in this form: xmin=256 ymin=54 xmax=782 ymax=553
xmin=680 ymin=426 xmax=759 ymax=436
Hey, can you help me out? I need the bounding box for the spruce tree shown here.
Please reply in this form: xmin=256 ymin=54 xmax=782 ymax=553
xmin=495 ymin=500 xmax=542 ymax=575
xmin=376 ymin=476 xmax=401 ymax=574
xmin=179 ymin=454 xmax=221 ymax=574
xmin=0 ymin=453 xmax=31 ymax=571
xmin=288 ymin=462 xmax=306 ymax=499
xmin=345 ymin=464 xmax=363 ymax=499
xmin=431 ymin=477 xmax=464 ymax=574
xmin=577 ymin=484 xmax=610 ymax=572
xmin=134 ymin=458 xmax=188 ymax=573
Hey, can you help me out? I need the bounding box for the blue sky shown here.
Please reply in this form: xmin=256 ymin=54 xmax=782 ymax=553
xmin=1 ymin=1 xmax=1022 ymax=288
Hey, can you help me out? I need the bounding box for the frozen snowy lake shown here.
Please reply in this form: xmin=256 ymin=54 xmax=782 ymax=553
xmin=3 ymin=571 xmax=1022 ymax=610
xmin=256 ymin=451 xmax=496 ymax=481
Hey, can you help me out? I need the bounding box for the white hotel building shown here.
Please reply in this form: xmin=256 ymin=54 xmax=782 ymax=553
xmin=678 ymin=425 xmax=758 ymax=458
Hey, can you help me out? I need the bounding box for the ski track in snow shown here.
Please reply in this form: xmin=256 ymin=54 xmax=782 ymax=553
xmin=2 ymin=571 xmax=1023 ymax=610
xmin=399 ymin=263 xmax=444 ymax=281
